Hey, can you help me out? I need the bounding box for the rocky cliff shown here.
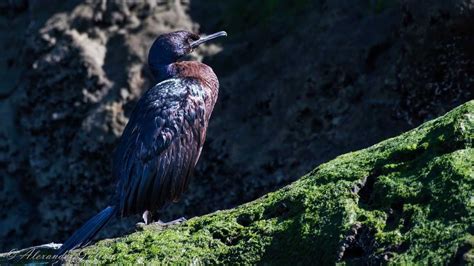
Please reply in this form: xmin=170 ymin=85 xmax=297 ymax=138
xmin=0 ymin=0 xmax=472 ymax=253
xmin=1 ymin=99 xmax=472 ymax=265
xmin=68 ymin=100 xmax=474 ymax=264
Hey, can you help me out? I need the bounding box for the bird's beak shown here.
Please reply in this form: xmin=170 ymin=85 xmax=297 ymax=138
xmin=190 ymin=31 xmax=227 ymax=48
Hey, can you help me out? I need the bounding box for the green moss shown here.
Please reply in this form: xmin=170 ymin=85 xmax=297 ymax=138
xmin=67 ymin=100 xmax=474 ymax=265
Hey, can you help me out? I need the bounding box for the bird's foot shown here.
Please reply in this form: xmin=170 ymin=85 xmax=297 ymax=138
xmin=136 ymin=214 xmax=186 ymax=230
xmin=136 ymin=210 xmax=153 ymax=230
xmin=135 ymin=222 xmax=147 ymax=231
xmin=153 ymin=217 xmax=187 ymax=228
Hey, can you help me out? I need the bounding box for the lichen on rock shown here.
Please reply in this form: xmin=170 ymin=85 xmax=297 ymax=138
xmin=1 ymin=0 xmax=473 ymax=252
xmin=62 ymin=100 xmax=473 ymax=265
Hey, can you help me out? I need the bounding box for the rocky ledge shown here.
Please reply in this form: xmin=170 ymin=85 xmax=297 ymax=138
xmin=2 ymin=100 xmax=473 ymax=264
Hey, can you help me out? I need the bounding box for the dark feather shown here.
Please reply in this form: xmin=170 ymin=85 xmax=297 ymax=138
xmin=113 ymin=78 xmax=207 ymax=216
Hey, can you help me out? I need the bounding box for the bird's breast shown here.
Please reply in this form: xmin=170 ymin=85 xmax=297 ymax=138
xmin=173 ymin=61 xmax=219 ymax=105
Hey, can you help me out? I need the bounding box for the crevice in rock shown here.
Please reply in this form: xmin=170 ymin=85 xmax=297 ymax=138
xmin=263 ymin=200 xmax=290 ymax=220
xmin=450 ymin=236 xmax=474 ymax=265
xmin=357 ymin=173 xmax=378 ymax=208
xmin=211 ymin=228 xmax=240 ymax=246
xmin=236 ymin=213 xmax=255 ymax=227
xmin=385 ymin=201 xmax=404 ymax=231
xmin=336 ymin=223 xmax=379 ymax=263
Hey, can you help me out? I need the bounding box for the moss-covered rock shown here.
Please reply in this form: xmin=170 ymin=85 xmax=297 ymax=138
xmin=1 ymin=100 xmax=469 ymax=264
xmin=56 ymin=100 xmax=471 ymax=264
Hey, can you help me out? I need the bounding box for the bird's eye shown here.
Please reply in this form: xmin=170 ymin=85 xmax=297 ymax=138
xmin=187 ymin=36 xmax=198 ymax=47
xmin=189 ymin=34 xmax=200 ymax=41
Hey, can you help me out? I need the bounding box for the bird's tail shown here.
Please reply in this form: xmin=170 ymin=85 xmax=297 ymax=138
xmin=56 ymin=205 xmax=116 ymax=256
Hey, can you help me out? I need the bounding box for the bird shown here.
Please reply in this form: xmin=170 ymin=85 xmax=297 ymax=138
xmin=56 ymin=30 xmax=227 ymax=255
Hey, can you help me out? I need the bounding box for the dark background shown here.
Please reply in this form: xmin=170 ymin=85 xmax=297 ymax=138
xmin=0 ymin=0 xmax=472 ymax=252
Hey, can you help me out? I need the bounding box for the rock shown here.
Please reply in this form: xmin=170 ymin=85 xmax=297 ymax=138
xmin=51 ymin=100 xmax=470 ymax=264
xmin=0 ymin=0 xmax=198 ymax=251
xmin=0 ymin=0 xmax=473 ymax=253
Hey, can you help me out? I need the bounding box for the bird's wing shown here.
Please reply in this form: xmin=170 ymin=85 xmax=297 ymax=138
xmin=112 ymin=78 xmax=207 ymax=216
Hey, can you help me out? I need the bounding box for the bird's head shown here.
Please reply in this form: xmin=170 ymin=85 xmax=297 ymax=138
xmin=148 ymin=30 xmax=227 ymax=68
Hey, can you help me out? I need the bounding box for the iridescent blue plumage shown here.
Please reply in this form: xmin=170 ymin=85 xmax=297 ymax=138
xmin=57 ymin=30 xmax=226 ymax=256
xmin=114 ymin=78 xmax=207 ymax=216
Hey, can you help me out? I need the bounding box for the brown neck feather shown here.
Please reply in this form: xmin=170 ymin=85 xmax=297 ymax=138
xmin=172 ymin=61 xmax=219 ymax=115
xmin=173 ymin=61 xmax=218 ymax=90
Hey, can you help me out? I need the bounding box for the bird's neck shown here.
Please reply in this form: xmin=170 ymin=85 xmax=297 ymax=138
xmin=150 ymin=61 xmax=219 ymax=91
xmin=149 ymin=62 xmax=177 ymax=83
xmin=150 ymin=60 xmax=219 ymax=122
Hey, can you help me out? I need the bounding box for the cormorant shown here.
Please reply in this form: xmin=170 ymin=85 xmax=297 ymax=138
xmin=56 ymin=30 xmax=227 ymax=255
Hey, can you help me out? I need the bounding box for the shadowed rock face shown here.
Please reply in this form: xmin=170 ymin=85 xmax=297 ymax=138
xmin=70 ymin=100 xmax=471 ymax=265
xmin=3 ymin=99 xmax=468 ymax=265
xmin=0 ymin=0 xmax=472 ymax=252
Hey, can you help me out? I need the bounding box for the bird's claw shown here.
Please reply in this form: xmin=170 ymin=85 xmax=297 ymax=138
xmin=154 ymin=217 xmax=187 ymax=228
xmin=135 ymin=222 xmax=147 ymax=231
